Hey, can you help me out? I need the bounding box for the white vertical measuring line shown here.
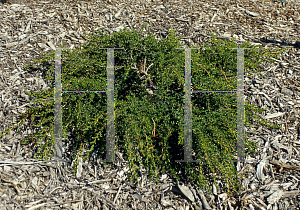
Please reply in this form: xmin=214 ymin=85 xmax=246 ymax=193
xmin=98 ymin=48 xmax=124 ymax=163
xmin=54 ymin=48 xmax=63 ymax=159
xmin=175 ymin=46 xmax=200 ymax=163
xmin=183 ymin=46 xmax=193 ymax=162
xmin=105 ymin=48 xmax=115 ymax=163
xmin=230 ymin=46 xmax=252 ymax=165
xmin=106 ymin=48 xmax=115 ymax=162
xmin=236 ymin=46 xmax=247 ymax=164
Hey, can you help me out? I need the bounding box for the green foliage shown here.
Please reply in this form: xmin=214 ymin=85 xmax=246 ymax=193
xmin=0 ymin=25 xmax=286 ymax=195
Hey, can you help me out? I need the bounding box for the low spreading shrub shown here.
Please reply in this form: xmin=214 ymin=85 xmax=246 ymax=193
xmin=1 ymin=25 xmax=286 ymax=195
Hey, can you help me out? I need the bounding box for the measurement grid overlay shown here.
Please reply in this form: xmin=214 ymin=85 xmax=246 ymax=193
xmin=54 ymin=46 xmax=249 ymax=165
